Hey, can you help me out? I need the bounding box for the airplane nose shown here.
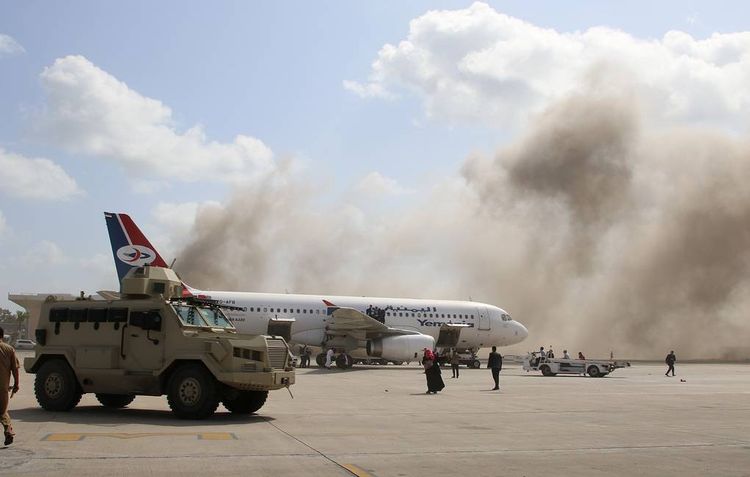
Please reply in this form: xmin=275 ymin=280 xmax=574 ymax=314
xmin=515 ymin=322 xmax=528 ymax=343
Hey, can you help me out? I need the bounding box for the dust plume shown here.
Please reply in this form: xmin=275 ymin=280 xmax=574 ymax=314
xmin=176 ymin=93 xmax=750 ymax=360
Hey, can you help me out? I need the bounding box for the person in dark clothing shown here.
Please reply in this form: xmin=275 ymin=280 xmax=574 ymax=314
xmin=487 ymin=346 xmax=503 ymax=390
xmin=450 ymin=349 xmax=460 ymax=378
xmin=422 ymin=349 xmax=445 ymax=394
xmin=665 ymin=350 xmax=676 ymax=376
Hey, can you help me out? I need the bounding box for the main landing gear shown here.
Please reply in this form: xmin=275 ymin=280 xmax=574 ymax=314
xmin=315 ymin=351 xmax=354 ymax=369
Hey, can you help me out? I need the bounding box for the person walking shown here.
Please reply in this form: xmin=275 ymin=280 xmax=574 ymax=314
xmin=450 ymin=349 xmax=460 ymax=379
xmin=488 ymin=346 xmax=503 ymax=390
xmin=422 ymin=349 xmax=445 ymax=394
xmin=1 ymin=327 xmax=20 ymax=446
xmin=665 ymin=350 xmax=676 ymax=377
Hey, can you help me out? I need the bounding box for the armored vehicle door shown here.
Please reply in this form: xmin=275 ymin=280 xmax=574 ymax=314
xmin=122 ymin=309 xmax=165 ymax=371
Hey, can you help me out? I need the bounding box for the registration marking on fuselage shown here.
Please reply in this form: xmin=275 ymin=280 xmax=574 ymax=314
xmin=42 ymin=432 xmax=238 ymax=441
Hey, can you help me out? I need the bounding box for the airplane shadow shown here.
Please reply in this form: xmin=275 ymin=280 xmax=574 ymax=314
xmin=12 ymin=406 xmax=274 ymax=426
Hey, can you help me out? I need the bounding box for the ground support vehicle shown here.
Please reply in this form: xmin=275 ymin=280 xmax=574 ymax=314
xmin=14 ymin=339 xmax=36 ymax=350
xmin=437 ymin=350 xmax=482 ymax=369
xmin=23 ymin=266 xmax=295 ymax=419
xmin=522 ymin=353 xmax=630 ymax=377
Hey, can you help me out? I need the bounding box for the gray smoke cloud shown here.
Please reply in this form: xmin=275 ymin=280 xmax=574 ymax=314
xmin=176 ymin=92 xmax=750 ymax=360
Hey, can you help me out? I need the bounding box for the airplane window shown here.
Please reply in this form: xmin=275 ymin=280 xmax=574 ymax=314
xmin=441 ymin=314 xmax=445 ymax=318
xmin=303 ymin=309 xmax=306 ymax=314
xmin=283 ymin=308 xmax=287 ymax=313
xmin=417 ymin=313 xmax=421 ymax=317
xmin=399 ymin=312 xmax=403 ymax=317
xmin=263 ymin=307 xmax=267 ymax=312
xmin=296 ymin=309 xmax=300 ymax=314
xmin=432 ymin=307 xmax=436 ymax=312
xmin=316 ymin=310 xmax=320 ymax=314
xmin=386 ymin=312 xmax=391 ymax=316
xmin=453 ymin=314 xmax=457 ymax=318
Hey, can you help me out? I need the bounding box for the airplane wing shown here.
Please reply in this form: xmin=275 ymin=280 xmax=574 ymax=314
xmin=326 ymin=306 xmax=423 ymax=339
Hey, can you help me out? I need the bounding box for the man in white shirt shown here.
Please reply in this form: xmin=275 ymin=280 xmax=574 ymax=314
xmin=563 ymin=350 xmax=571 ymax=359
xmin=325 ymin=348 xmax=335 ymax=369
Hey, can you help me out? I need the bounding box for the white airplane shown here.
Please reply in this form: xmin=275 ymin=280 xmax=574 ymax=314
xmin=105 ymin=212 xmax=528 ymax=368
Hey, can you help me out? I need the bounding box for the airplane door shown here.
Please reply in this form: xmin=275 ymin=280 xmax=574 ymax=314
xmin=267 ymin=318 xmax=294 ymax=342
xmin=477 ymin=306 xmax=490 ymax=331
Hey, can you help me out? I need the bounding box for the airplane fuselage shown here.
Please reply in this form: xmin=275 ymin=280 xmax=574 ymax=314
xmin=191 ymin=289 xmax=528 ymax=355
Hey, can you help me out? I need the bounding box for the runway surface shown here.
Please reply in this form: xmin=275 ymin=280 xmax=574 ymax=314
xmin=2 ymin=353 xmax=749 ymax=476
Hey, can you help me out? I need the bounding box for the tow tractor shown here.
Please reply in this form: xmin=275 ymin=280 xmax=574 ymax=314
xmin=522 ymin=352 xmax=630 ymax=377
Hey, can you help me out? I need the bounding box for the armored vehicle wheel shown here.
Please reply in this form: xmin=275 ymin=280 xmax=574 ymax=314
xmin=316 ymin=353 xmax=326 ymax=367
xmin=472 ymin=359 xmax=481 ymax=369
xmin=587 ymin=365 xmax=601 ymax=377
xmin=540 ymin=365 xmax=556 ymax=377
xmin=96 ymin=393 xmax=136 ymax=408
xmin=222 ymin=390 xmax=268 ymax=414
xmin=166 ymin=364 xmax=220 ymax=419
xmin=34 ymin=359 xmax=83 ymax=412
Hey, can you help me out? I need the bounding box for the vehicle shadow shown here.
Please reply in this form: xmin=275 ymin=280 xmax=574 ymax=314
xmin=12 ymin=406 xmax=274 ymax=426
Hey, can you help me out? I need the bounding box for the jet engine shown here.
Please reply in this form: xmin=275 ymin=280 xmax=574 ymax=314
xmin=366 ymin=335 xmax=435 ymax=362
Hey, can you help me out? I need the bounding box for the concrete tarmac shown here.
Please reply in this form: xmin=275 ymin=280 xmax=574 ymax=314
xmin=2 ymin=353 xmax=749 ymax=476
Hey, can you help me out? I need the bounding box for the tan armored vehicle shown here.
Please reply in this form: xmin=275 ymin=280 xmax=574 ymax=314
xmin=24 ymin=266 xmax=295 ymax=419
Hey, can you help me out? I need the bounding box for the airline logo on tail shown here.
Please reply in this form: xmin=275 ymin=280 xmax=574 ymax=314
xmin=104 ymin=212 xmax=168 ymax=283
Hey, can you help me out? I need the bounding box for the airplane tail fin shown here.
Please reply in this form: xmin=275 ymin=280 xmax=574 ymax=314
xmin=104 ymin=212 xmax=169 ymax=283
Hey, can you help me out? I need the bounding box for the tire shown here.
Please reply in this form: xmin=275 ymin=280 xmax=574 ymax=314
xmin=540 ymin=365 xmax=555 ymax=377
xmin=96 ymin=393 xmax=136 ymax=408
xmin=315 ymin=353 xmax=326 ymax=367
xmin=472 ymin=359 xmax=481 ymax=369
xmin=391 ymin=361 xmax=405 ymax=366
xmin=336 ymin=354 xmax=353 ymax=369
xmin=587 ymin=365 xmax=600 ymax=377
xmin=222 ymin=390 xmax=268 ymax=414
xmin=34 ymin=359 xmax=83 ymax=412
xmin=166 ymin=363 xmax=220 ymax=419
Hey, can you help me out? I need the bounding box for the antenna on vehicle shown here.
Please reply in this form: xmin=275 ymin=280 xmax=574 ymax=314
xmin=169 ymin=258 xmax=177 ymax=268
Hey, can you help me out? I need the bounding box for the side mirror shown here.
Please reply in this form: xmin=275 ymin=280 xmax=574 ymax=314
xmin=130 ymin=311 xmax=162 ymax=331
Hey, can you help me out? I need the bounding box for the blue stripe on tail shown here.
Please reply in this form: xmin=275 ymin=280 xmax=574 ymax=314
xmin=104 ymin=212 xmax=132 ymax=283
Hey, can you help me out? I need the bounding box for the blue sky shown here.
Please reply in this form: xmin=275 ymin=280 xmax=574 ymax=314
xmin=1 ymin=1 xmax=749 ymax=312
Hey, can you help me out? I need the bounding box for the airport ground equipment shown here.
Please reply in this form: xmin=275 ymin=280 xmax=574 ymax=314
xmin=522 ymin=353 xmax=630 ymax=377
xmin=435 ymin=349 xmax=483 ymax=368
xmin=24 ymin=266 xmax=295 ymax=419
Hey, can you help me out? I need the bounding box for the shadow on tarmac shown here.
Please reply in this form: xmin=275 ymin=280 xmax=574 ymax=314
xmin=12 ymin=406 xmax=275 ymax=426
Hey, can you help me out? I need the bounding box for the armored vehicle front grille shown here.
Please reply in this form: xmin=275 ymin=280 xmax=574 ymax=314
xmin=266 ymin=339 xmax=288 ymax=369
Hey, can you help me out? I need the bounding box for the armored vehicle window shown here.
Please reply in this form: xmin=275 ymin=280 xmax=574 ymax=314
xmin=88 ymin=308 xmax=108 ymax=323
xmin=173 ymin=304 xmax=205 ymax=326
xmin=108 ymin=308 xmax=129 ymax=322
xmin=49 ymin=308 xmax=69 ymax=323
xmin=69 ymin=309 xmax=88 ymax=323
xmin=196 ymin=306 xmax=233 ymax=329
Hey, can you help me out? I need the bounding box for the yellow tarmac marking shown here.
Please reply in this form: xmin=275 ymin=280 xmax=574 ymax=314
xmin=43 ymin=432 xmax=237 ymax=441
xmin=341 ymin=463 xmax=374 ymax=477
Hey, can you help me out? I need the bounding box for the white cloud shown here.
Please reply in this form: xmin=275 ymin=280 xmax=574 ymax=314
xmin=348 ymin=2 xmax=750 ymax=128
xmin=342 ymin=80 xmax=393 ymax=99
xmin=355 ymin=171 xmax=413 ymax=197
xmin=36 ymin=55 xmax=276 ymax=183
xmin=0 ymin=34 xmax=24 ymax=57
xmin=24 ymin=240 xmax=68 ymax=267
xmin=0 ymin=148 xmax=84 ymax=200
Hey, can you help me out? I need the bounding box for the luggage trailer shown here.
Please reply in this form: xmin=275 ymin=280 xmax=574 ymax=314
xmin=522 ymin=353 xmax=631 ymax=377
